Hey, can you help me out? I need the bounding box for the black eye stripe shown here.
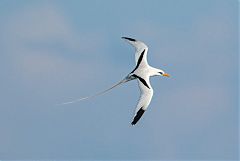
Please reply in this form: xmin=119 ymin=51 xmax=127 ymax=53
xmin=159 ymin=72 xmax=163 ymax=75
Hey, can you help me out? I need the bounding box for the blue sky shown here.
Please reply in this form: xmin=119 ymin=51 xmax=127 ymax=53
xmin=0 ymin=0 xmax=238 ymax=160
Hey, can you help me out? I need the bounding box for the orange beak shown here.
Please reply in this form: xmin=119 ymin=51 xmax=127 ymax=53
xmin=162 ymin=73 xmax=170 ymax=77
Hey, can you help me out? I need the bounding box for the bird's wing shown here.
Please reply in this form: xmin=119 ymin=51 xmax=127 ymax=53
xmin=131 ymin=75 xmax=153 ymax=125
xmin=122 ymin=37 xmax=149 ymax=66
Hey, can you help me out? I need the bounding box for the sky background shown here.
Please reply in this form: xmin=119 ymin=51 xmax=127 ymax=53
xmin=0 ymin=0 xmax=238 ymax=160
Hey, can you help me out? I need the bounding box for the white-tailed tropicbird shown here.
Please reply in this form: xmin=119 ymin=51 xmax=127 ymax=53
xmin=62 ymin=37 xmax=170 ymax=125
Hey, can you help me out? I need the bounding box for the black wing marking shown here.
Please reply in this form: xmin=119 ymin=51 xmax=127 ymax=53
xmin=130 ymin=49 xmax=145 ymax=73
xmin=131 ymin=108 xmax=145 ymax=125
xmin=132 ymin=74 xmax=150 ymax=89
xmin=122 ymin=37 xmax=136 ymax=42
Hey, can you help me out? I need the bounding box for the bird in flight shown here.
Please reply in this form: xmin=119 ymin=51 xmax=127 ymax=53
xmin=62 ymin=37 xmax=170 ymax=125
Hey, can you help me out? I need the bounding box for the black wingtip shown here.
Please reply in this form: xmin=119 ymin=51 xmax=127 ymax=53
xmin=122 ymin=37 xmax=136 ymax=42
xmin=131 ymin=108 xmax=145 ymax=125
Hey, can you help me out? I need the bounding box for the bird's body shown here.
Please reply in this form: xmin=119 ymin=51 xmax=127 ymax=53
xmin=121 ymin=37 xmax=169 ymax=125
xmin=62 ymin=37 xmax=170 ymax=125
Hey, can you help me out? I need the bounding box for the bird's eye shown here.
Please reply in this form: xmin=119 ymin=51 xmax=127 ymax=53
xmin=159 ymin=72 xmax=163 ymax=75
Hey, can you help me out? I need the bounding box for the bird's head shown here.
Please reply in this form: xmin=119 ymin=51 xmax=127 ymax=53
xmin=155 ymin=69 xmax=170 ymax=77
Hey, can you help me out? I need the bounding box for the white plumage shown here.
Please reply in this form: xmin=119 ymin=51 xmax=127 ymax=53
xmin=122 ymin=37 xmax=169 ymax=125
xmin=61 ymin=37 xmax=170 ymax=125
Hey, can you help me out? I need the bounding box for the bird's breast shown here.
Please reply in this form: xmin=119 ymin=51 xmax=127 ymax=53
xmin=133 ymin=66 xmax=150 ymax=77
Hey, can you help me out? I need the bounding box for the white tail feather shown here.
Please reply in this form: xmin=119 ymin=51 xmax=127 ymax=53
xmin=59 ymin=77 xmax=131 ymax=105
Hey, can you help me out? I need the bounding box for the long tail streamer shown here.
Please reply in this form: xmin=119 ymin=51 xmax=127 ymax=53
xmin=59 ymin=78 xmax=129 ymax=105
